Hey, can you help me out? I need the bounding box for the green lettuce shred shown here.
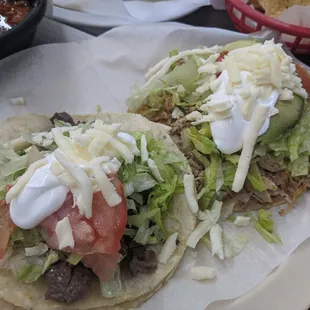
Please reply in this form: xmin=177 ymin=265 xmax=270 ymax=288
xmin=254 ymin=210 xmax=281 ymax=244
xmin=186 ymin=127 xmax=218 ymax=155
xmin=10 ymin=228 xmax=43 ymax=248
xmin=128 ymin=208 xmax=160 ymax=227
xmin=10 ymin=250 xmax=59 ymax=283
xmin=247 ymin=163 xmax=266 ymax=192
xmin=67 ymin=253 xmax=82 ymax=265
xmin=100 ymin=267 xmax=123 ymax=298
xmin=199 ymin=154 xmax=223 ymax=210
xmin=291 ymin=153 xmax=309 ymax=177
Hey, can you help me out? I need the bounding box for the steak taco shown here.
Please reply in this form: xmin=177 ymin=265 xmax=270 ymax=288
xmin=127 ymin=39 xmax=310 ymax=214
xmin=0 ymin=112 xmax=196 ymax=309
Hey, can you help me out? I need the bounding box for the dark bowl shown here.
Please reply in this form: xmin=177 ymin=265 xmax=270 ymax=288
xmin=0 ymin=0 xmax=47 ymax=59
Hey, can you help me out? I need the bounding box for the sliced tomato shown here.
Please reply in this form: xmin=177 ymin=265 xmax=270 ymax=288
xmin=40 ymin=175 xmax=127 ymax=280
xmin=82 ymin=252 xmax=120 ymax=280
xmin=296 ymin=64 xmax=310 ymax=95
xmin=0 ymin=202 xmax=14 ymax=259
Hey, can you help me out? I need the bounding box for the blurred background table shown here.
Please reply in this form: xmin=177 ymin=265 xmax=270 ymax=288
xmin=42 ymin=5 xmax=310 ymax=66
xmin=176 ymin=6 xmax=310 ymax=66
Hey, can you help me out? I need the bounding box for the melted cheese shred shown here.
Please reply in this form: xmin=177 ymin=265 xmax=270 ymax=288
xmin=8 ymin=120 xmax=140 ymax=229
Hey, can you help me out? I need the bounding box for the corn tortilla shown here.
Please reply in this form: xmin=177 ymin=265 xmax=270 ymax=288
xmin=0 ymin=113 xmax=196 ymax=310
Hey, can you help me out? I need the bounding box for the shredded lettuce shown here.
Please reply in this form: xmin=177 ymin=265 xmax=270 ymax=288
xmin=169 ymin=48 xmax=179 ymax=57
xmin=100 ymin=267 xmax=123 ymax=298
xmin=198 ymin=123 xmax=212 ymax=139
xmin=247 ymin=163 xmax=266 ymax=192
xmin=254 ymin=210 xmax=281 ymax=244
xmin=10 ymin=228 xmax=43 ymax=248
xmin=223 ymin=161 xmax=236 ymax=188
xmin=67 ymin=253 xmax=82 ymax=265
xmin=124 ymin=228 xmax=136 ymax=237
xmin=25 ymin=243 xmax=48 ymax=256
xmin=1 ymin=155 xmax=28 ymax=177
xmin=192 ymin=150 xmax=210 ymax=167
xmin=225 ymin=154 xmax=240 ymax=165
xmin=127 ymin=173 xmax=157 ymax=193
xmin=207 ymin=154 xmax=223 ymax=192
xmin=128 ymin=208 xmax=160 ymax=227
xmin=120 ymin=131 xmax=186 ymax=242
xmin=254 ymin=223 xmax=281 ymax=243
xmin=126 ymin=199 xmax=137 ymax=211
xmin=223 ymin=233 xmax=247 ymax=259
xmin=53 ymin=119 xmax=71 ymax=127
xmin=199 ymin=154 xmax=223 ymax=209
xmin=9 ymin=250 xmax=58 ymax=283
xmin=134 ymin=221 xmax=158 ymax=245
xmin=288 ymin=126 xmax=303 ymax=162
xmin=268 ymin=134 xmax=289 ymax=153
xmin=291 ymin=153 xmax=309 ymax=177
xmin=186 ymin=127 xmax=218 ymax=155
xmin=148 ymin=175 xmax=179 ymax=232
xmin=206 ymin=200 xmax=222 ymax=224
xmin=162 ymin=58 xmax=199 ymax=92
xmin=0 ymin=146 xmax=21 ymax=162
xmin=226 ymin=215 xmax=236 ymax=222
xmin=129 ymin=192 xmax=144 ymax=205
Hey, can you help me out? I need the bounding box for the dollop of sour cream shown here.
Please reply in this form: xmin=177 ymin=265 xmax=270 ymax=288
xmin=10 ymin=154 xmax=69 ymax=230
xmin=9 ymin=127 xmax=139 ymax=230
xmin=209 ymin=70 xmax=279 ymax=154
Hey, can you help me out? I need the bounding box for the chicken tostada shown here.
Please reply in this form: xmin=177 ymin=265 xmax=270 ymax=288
xmin=127 ymin=39 xmax=310 ymax=215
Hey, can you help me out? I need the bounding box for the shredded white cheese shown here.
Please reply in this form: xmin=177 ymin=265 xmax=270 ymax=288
xmin=185 ymin=111 xmax=202 ymax=122
xmin=183 ymin=174 xmax=199 ymax=214
xmin=54 ymin=150 xmax=93 ymax=218
xmin=6 ymin=159 xmax=48 ymax=203
xmin=55 ymin=217 xmax=75 ymax=250
xmin=234 ymin=216 xmax=251 ymax=227
xmin=191 ymin=266 xmax=217 ymax=281
xmin=90 ymin=158 xmax=122 ymax=207
xmin=232 ymin=104 xmax=270 ymax=193
xmin=147 ymin=158 xmax=164 ymax=183
xmin=158 ymin=232 xmax=178 ymax=263
xmin=186 ymin=218 xmax=212 ymax=248
xmin=143 ymin=48 xmax=219 ymax=89
xmin=210 ymin=224 xmax=224 ymax=260
xmin=140 ymin=134 xmax=149 ymax=163
xmin=52 ymin=127 xmax=86 ymax=165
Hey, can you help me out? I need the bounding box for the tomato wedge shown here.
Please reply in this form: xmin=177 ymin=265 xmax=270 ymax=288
xmin=296 ymin=64 xmax=310 ymax=95
xmin=0 ymin=202 xmax=14 ymax=259
xmin=40 ymin=175 xmax=127 ymax=280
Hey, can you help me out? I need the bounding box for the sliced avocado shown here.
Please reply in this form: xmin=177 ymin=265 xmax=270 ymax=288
xmin=259 ymin=95 xmax=305 ymax=145
xmin=220 ymin=39 xmax=259 ymax=52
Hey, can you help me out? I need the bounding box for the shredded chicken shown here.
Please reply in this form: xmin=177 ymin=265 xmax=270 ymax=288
xmin=135 ymin=100 xmax=310 ymax=213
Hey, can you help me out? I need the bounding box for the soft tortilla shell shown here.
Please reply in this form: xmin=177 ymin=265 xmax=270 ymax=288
xmin=0 ymin=113 xmax=196 ymax=310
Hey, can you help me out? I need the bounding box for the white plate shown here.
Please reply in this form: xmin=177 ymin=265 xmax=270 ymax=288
xmin=52 ymin=0 xmax=210 ymax=30
xmin=2 ymin=21 xmax=310 ymax=310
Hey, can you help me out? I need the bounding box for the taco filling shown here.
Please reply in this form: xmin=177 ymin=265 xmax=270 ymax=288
xmin=127 ymin=39 xmax=310 ymax=216
xmin=0 ymin=112 xmax=195 ymax=307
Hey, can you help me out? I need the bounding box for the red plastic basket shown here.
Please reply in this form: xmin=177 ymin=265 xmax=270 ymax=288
xmin=226 ymin=0 xmax=310 ymax=54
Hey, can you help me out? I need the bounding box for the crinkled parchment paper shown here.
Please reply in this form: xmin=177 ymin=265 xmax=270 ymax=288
xmin=0 ymin=24 xmax=310 ymax=310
